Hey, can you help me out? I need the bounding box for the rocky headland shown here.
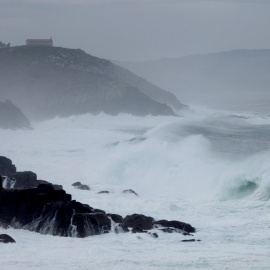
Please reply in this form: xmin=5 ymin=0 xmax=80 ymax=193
xmin=0 ymin=46 xmax=187 ymax=121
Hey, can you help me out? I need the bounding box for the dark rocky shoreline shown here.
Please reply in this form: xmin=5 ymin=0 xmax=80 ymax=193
xmin=0 ymin=156 xmax=196 ymax=242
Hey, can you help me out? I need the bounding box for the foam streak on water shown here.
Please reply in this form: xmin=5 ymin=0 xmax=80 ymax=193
xmin=0 ymin=110 xmax=270 ymax=269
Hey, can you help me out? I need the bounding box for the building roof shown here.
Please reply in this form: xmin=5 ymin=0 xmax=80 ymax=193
xmin=26 ymin=39 xmax=52 ymax=42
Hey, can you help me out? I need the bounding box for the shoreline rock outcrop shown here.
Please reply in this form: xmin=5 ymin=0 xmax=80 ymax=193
xmin=0 ymin=234 xmax=16 ymax=243
xmin=0 ymin=156 xmax=196 ymax=239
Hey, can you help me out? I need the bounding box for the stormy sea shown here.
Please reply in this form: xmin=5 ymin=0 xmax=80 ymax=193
xmin=1 ymin=104 xmax=270 ymax=270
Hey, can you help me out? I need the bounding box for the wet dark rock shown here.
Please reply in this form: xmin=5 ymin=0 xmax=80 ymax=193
xmin=52 ymin=184 xmax=63 ymax=190
xmin=0 ymin=186 xmax=72 ymax=227
xmin=0 ymin=156 xmax=16 ymax=176
xmin=0 ymin=184 xmax=196 ymax=238
xmin=153 ymin=220 xmax=196 ymax=233
xmin=158 ymin=227 xmax=193 ymax=235
xmin=131 ymin=227 xmax=147 ymax=233
xmin=79 ymin=185 xmax=90 ymax=190
xmin=124 ymin=214 xmax=154 ymax=230
xmin=98 ymin=191 xmax=110 ymax=194
xmin=27 ymin=201 xmax=75 ymax=236
xmin=0 ymin=156 xmax=197 ymax=239
xmin=0 ymin=186 xmax=108 ymax=237
xmin=181 ymin=239 xmax=201 ymax=242
xmin=72 ymin=182 xmax=90 ymax=190
xmin=37 ymin=180 xmax=62 ymax=190
xmin=108 ymin=214 xmax=129 ymax=233
xmin=122 ymin=189 xmax=138 ymax=196
xmin=72 ymin=181 xmax=81 ymax=186
xmin=114 ymin=223 xmax=129 ymax=234
xmin=108 ymin=214 xmax=124 ymax=224
xmin=72 ymin=213 xmax=111 ymax=237
xmin=0 ymin=157 xmax=17 ymax=189
xmin=148 ymin=232 xmax=159 ymax=238
xmin=93 ymin=209 xmax=106 ymax=214
xmin=37 ymin=183 xmax=55 ymax=193
xmin=0 ymin=157 xmax=61 ymax=190
xmin=0 ymin=220 xmax=9 ymax=229
xmin=0 ymin=234 xmax=16 ymax=243
xmin=1 ymin=176 xmax=16 ymax=189
xmin=13 ymin=171 xmax=38 ymax=189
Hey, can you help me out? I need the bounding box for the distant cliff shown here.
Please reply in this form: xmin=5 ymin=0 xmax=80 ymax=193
xmin=0 ymin=100 xmax=31 ymax=130
xmin=118 ymin=49 xmax=270 ymax=111
xmin=0 ymin=46 xmax=186 ymax=120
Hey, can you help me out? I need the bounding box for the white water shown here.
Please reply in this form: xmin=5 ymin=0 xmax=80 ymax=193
xmin=1 ymin=108 xmax=270 ymax=269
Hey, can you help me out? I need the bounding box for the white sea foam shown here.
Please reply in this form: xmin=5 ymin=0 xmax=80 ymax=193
xmin=1 ymin=110 xmax=270 ymax=269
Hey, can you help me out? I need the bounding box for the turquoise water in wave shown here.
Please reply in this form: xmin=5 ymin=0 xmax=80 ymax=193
xmin=0 ymin=109 xmax=270 ymax=269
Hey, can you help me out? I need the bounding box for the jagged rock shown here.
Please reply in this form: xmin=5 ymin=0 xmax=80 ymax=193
xmin=122 ymin=189 xmax=138 ymax=196
xmin=1 ymin=176 xmax=16 ymax=189
xmin=0 ymin=185 xmax=111 ymax=237
xmin=108 ymin=214 xmax=129 ymax=233
xmin=0 ymin=156 xmax=197 ymax=239
xmin=0 ymin=184 xmax=197 ymax=238
xmin=131 ymin=227 xmax=147 ymax=233
xmin=72 ymin=181 xmax=81 ymax=186
xmin=13 ymin=171 xmax=37 ymax=189
xmin=10 ymin=171 xmax=62 ymax=190
xmin=93 ymin=209 xmax=106 ymax=214
xmin=0 ymin=157 xmax=17 ymax=189
xmin=158 ymin=227 xmax=193 ymax=235
xmin=26 ymin=201 xmax=76 ymax=236
xmin=0 ymin=156 xmax=16 ymax=176
xmin=148 ymin=232 xmax=159 ymax=238
xmin=37 ymin=180 xmax=62 ymax=190
xmin=153 ymin=220 xmax=196 ymax=233
xmin=124 ymin=214 xmax=154 ymax=230
xmin=72 ymin=182 xmax=90 ymax=190
xmin=98 ymin=191 xmax=110 ymax=194
xmin=0 ymin=157 xmax=61 ymax=190
xmin=52 ymin=184 xmax=63 ymax=190
xmin=181 ymin=239 xmax=201 ymax=242
xmin=108 ymin=214 xmax=124 ymax=224
xmin=0 ymin=180 xmax=111 ymax=238
xmin=72 ymin=213 xmax=111 ymax=237
xmin=0 ymin=234 xmax=16 ymax=243
xmin=114 ymin=223 xmax=129 ymax=234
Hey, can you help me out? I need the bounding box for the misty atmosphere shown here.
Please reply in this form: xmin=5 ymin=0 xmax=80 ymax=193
xmin=119 ymin=49 xmax=270 ymax=112
xmin=1 ymin=1 xmax=270 ymax=269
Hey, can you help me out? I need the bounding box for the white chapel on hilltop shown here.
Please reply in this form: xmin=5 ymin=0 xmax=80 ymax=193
xmin=26 ymin=37 xmax=53 ymax=47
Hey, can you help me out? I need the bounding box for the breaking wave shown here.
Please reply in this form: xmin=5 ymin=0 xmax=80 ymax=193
xmin=2 ymin=110 xmax=270 ymax=202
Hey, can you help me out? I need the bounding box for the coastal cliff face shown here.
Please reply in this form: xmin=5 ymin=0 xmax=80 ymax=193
xmin=0 ymin=46 xmax=186 ymax=120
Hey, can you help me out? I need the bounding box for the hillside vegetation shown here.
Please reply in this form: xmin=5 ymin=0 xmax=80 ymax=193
xmin=0 ymin=46 xmax=186 ymax=120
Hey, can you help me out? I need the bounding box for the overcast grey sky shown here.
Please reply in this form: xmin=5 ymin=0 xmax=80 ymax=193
xmin=1 ymin=0 xmax=270 ymax=61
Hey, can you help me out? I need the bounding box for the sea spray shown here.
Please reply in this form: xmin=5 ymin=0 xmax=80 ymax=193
xmin=1 ymin=111 xmax=270 ymax=269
